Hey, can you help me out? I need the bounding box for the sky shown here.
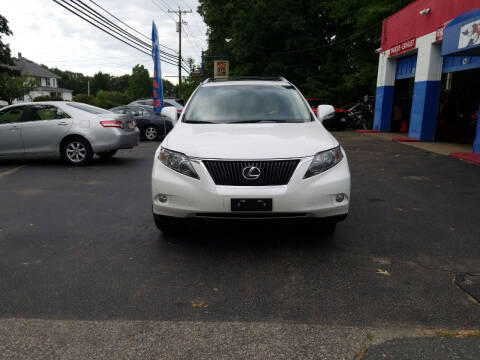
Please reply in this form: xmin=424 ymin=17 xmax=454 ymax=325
xmin=2 ymin=0 xmax=207 ymax=83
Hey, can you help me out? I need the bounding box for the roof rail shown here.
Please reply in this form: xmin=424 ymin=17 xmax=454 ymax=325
xmin=202 ymin=76 xmax=289 ymax=84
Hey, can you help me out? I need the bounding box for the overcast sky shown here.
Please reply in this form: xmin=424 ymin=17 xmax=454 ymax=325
xmin=2 ymin=0 xmax=207 ymax=82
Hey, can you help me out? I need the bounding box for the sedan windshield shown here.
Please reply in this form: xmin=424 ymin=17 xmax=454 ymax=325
xmin=183 ymin=85 xmax=312 ymax=124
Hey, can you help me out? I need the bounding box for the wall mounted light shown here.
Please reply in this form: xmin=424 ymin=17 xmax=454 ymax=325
xmin=419 ymin=8 xmax=431 ymax=16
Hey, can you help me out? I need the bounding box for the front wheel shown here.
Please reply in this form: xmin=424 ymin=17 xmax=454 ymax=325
xmin=97 ymin=150 xmax=117 ymax=159
xmin=144 ymin=126 xmax=159 ymax=141
xmin=61 ymin=137 xmax=93 ymax=166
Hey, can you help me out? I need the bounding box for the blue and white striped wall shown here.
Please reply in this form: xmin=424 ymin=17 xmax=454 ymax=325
xmin=374 ymin=30 xmax=480 ymax=153
xmin=409 ymin=32 xmax=444 ymax=142
xmin=373 ymin=52 xmax=396 ymax=132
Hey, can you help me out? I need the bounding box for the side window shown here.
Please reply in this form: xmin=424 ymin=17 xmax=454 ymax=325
xmin=127 ymin=108 xmax=141 ymax=117
xmin=164 ymin=101 xmax=173 ymax=107
xmin=29 ymin=105 xmax=71 ymax=121
xmin=111 ymin=108 xmax=126 ymax=114
xmin=0 ymin=107 xmax=25 ymax=124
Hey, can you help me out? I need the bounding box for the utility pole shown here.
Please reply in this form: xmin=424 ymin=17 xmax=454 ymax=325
xmin=168 ymin=7 xmax=192 ymax=99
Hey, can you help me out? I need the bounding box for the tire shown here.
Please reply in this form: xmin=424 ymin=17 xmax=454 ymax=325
xmin=97 ymin=150 xmax=117 ymax=159
xmin=144 ymin=126 xmax=159 ymax=141
xmin=61 ymin=137 xmax=93 ymax=166
xmin=153 ymin=214 xmax=183 ymax=234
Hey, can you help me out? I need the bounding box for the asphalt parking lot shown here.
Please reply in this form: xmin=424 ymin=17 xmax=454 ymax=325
xmin=0 ymin=132 xmax=479 ymax=359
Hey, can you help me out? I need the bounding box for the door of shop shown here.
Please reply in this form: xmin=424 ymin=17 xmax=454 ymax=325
xmin=437 ymin=56 xmax=480 ymax=144
xmin=392 ymin=55 xmax=417 ymax=132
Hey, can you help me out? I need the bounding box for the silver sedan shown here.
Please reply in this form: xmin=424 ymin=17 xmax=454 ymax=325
xmin=0 ymin=101 xmax=139 ymax=165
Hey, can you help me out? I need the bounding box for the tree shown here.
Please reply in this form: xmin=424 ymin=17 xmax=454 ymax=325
xmin=162 ymin=78 xmax=176 ymax=98
xmin=90 ymin=71 xmax=112 ymax=96
xmin=0 ymin=74 xmax=38 ymax=104
xmin=128 ymin=64 xmax=151 ymax=99
xmin=49 ymin=67 xmax=90 ymax=94
xmin=111 ymin=74 xmax=130 ymax=93
xmin=0 ymin=14 xmax=16 ymax=75
xmin=198 ymin=0 xmax=414 ymax=104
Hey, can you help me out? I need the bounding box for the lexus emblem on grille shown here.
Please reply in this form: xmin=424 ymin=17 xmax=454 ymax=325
xmin=242 ymin=166 xmax=261 ymax=180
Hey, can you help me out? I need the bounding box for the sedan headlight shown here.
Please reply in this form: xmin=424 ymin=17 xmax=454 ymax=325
xmin=304 ymin=146 xmax=343 ymax=178
xmin=159 ymin=148 xmax=199 ymax=179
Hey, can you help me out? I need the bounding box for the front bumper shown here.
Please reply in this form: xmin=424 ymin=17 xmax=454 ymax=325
xmin=152 ymin=152 xmax=350 ymax=219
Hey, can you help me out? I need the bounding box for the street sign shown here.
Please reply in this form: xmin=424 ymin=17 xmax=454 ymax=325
xmin=214 ymin=60 xmax=229 ymax=79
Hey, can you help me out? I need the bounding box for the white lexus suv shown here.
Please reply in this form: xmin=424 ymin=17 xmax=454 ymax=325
xmin=152 ymin=77 xmax=350 ymax=234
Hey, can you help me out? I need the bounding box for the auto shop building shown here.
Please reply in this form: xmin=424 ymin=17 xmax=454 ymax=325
xmin=373 ymin=0 xmax=480 ymax=154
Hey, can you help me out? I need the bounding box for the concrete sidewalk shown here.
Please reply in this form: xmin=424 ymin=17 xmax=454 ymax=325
xmin=357 ymin=131 xmax=473 ymax=156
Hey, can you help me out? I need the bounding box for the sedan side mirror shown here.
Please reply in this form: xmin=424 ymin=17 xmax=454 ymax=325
xmin=317 ymin=105 xmax=335 ymax=123
xmin=160 ymin=106 xmax=178 ymax=125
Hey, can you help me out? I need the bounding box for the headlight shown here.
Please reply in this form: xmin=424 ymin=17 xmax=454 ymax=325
xmin=159 ymin=147 xmax=199 ymax=179
xmin=304 ymin=146 xmax=343 ymax=178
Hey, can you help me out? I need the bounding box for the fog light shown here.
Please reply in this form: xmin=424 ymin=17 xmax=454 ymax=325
xmin=335 ymin=194 xmax=345 ymax=203
xmin=158 ymin=194 xmax=168 ymax=203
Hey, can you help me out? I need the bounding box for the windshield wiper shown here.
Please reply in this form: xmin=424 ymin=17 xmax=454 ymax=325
xmin=183 ymin=120 xmax=216 ymax=124
xmin=230 ymin=120 xmax=286 ymax=123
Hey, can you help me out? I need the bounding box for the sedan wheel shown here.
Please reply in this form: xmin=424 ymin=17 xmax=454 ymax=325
xmin=144 ymin=126 xmax=159 ymax=141
xmin=62 ymin=138 xmax=93 ymax=166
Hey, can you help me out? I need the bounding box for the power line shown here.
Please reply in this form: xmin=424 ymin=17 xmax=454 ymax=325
xmin=71 ymin=0 xmax=182 ymax=63
xmin=52 ymin=0 xmax=184 ymax=69
xmin=151 ymin=0 xmax=177 ymax=22
xmin=88 ymin=0 xmax=178 ymax=55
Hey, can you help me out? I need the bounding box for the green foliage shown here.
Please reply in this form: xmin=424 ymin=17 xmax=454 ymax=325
xmin=181 ymin=75 xmax=201 ymax=103
xmin=198 ymin=0 xmax=414 ymax=104
xmin=73 ymin=93 xmax=98 ymax=106
xmin=95 ymin=90 xmax=132 ymax=109
xmin=0 ymin=14 xmax=13 ymax=69
xmin=90 ymin=71 xmax=112 ymax=96
xmin=33 ymin=95 xmax=63 ymax=102
xmin=0 ymin=74 xmax=38 ymax=104
xmin=49 ymin=68 xmax=90 ymax=94
xmin=128 ymin=64 xmax=151 ymax=99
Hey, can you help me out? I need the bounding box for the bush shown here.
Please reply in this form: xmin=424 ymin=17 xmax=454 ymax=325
xmin=33 ymin=95 xmax=63 ymax=102
xmin=95 ymin=90 xmax=132 ymax=109
xmin=72 ymin=94 xmax=98 ymax=106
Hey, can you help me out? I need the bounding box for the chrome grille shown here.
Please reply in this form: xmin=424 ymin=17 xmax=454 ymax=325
xmin=202 ymin=159 xmax=300 ymax=186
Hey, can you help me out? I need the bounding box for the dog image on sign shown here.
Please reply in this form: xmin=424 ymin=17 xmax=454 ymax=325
xmin=459 ymin=20 xmax=480 ymax=49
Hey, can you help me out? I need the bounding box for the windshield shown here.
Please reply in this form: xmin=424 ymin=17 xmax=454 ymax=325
xmin=66 ymin=102 xmax=111 ymax=114
xmin=183 ymin=85 xmax=312 ymax=124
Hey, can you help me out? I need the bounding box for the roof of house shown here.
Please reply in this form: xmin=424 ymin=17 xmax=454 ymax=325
xmin=13 ymin=57 xmax=61 ymax=79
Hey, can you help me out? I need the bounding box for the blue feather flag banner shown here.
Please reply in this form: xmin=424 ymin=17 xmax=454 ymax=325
xmin=152 ymin=21 xmax=164 ymax=112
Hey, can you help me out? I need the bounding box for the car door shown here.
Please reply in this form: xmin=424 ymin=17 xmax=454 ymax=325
xmin=0 ymin=106 xmax=27 ymax=156
xmin=21 ymin=104 xmax=73 ymax=155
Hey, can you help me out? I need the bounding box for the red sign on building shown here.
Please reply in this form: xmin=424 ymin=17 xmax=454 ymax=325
xmin=435 ymin=22 xmax=449 ymax=42
xmin=389 ymin=38 xmax=416 ymax=57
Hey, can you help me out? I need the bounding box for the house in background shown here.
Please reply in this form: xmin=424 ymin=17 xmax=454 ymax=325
xmin=13 ymin=53 xmax=73 ymax=102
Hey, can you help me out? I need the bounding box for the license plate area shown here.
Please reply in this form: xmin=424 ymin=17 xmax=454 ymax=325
xmin=231 ymin=199 xmax=272 ymax=212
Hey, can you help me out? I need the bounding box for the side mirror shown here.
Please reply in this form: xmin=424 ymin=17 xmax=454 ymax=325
xmin=317 ymin=105 xmax=335 ymax=123
xmin=161 ymin=106 xmax=178 ymax=125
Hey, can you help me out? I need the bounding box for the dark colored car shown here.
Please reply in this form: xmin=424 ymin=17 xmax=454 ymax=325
xmin=110 ymin=105 xmax=173 ymax=141
xmin=306 ymin=98 xmax=350 ymax=130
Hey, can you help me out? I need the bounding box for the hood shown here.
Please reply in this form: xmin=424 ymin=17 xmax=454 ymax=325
xmin=163 ymin=121 xmax=338 ymax=159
